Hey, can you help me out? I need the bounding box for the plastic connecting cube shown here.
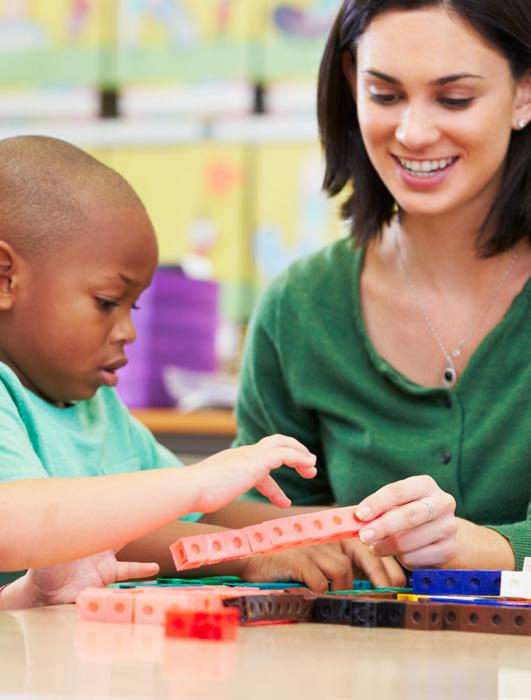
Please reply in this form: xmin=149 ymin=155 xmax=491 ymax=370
xmin=404 ymin=601 xmax=444 ymax=630
xmin=165 ymin=607 xmax=240 ymax=641
xmin=171 ymin=505 xmax=364 ymax=571
xmin=499 ymin=571 xmax=531 ymax=599
xmin=412 ymin=569 xmax=501 ymax=596
xmin=312 ymin=596 xmax=405 ymax=628
xmin=223 ymin=593 xmax=315 ymax=624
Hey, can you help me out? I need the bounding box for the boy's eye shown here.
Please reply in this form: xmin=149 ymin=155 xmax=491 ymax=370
xmin=95 ymin=297 xmax=119 ymax=312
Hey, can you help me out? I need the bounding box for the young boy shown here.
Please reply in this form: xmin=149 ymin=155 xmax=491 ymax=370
xmin=0 ymin=135 xmax=345 ymax=610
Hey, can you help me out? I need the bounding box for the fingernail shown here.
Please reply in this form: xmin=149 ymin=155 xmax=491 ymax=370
xmin=359 ymin=528 xmax=376 ymax=544
xmin=356 ymin=506 xmax=372 ymax=520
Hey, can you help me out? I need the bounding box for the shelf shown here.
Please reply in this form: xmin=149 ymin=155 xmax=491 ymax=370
xmin=131 ymin=408 xmax=236 ymax=436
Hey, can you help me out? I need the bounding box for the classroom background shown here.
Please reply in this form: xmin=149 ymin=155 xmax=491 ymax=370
xmin=0 ymin=0 xmax=344 ymax=410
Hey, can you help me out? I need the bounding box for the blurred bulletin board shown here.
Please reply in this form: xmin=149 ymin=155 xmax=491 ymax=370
xmin=99 ymin=144 xmax=252 ymax=323
xmin=256 ymin=0 xmax=337 ymax=81
xmin=95 ymin=138 xmax=342 ymax=324
xmin=0 ymin=0 xmax=110 ymax=86
xmin=251 ymin=142 xmax=343 ymax=293
xmin=0 ymin=0 xmax=339 ymax=88
xmin=114 ymin=0 xmax=254 ymax=85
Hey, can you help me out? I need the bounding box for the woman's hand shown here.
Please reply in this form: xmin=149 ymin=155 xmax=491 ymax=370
xmin=355 ymin=475 xmax=458 ymax=569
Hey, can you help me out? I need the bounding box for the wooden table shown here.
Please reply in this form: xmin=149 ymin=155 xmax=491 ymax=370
xmin=0 ymin=606 xmax=529 ymax=699
xmin=131 ymin=409 xmax=237 ymax=457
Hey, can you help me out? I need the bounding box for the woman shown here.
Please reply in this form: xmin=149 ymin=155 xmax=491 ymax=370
xmin=231 ymin=0 xmax=530 ymax=577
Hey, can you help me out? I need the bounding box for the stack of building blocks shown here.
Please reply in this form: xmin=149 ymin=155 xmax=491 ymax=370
xmin=77 ymin=568 xmax=531 ymax=638
xmin=223 ymin=593 xmax=315 ymax=624
xmin=170 ymin=505 xmax=363 ymax=571
xmin=411 ymin=569 xmax=502 ymax=596
xmin=77 ymin=584 xmax=282 ymax=625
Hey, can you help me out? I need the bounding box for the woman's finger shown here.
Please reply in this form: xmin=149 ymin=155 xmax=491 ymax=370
xmin=359 ymin=492 xmax=455 ymax=545
xmin=370 ymin=515 xmax=458 ymax=558
xmin=355 ymin=475 xmax=438 ymax=521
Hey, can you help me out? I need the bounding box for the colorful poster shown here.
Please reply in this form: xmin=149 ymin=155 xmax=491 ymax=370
xmin=115 ymin=0 xmax=254 ymax=84
xmin=251 ymin=142 xmax=343 ymax=293
xmin=101 ymin=143 xmax=251 ymax=322
xmin=0 ymin=0 xmax=108 ymax=85
xmin=256 ymin=0 xmax=338 ymax=81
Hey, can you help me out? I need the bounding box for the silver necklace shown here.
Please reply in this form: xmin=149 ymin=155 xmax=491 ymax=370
xmin=394 ymin=227 xmax=519 ymax=389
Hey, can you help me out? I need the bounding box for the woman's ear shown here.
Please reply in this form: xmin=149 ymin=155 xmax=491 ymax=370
xmin=0 ymin=241 xmax=18 ymax=310
xmin=513 ymin=71 xmax=531 ymax=130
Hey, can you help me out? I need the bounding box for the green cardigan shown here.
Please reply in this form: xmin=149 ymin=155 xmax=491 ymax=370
xmin=235 ymin=238 xmax=531 ymax=569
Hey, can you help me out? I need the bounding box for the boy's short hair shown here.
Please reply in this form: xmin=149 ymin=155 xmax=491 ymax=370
xmin=0 ymin=135 xmax=145 ymax=258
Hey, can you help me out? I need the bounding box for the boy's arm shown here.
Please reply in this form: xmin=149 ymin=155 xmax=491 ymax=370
xmin=0 ymin=469 xmax=207 ymax=571
xmin=0 ymin=435 xmax=316 ymax=571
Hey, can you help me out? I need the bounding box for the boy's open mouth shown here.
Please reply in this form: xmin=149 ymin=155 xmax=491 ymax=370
xmin=98 ymin=358 xmax=127 ymax=387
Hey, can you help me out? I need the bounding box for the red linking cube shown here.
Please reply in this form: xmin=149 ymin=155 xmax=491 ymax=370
xmin=165 ymin=607 xmax=240 ymax=640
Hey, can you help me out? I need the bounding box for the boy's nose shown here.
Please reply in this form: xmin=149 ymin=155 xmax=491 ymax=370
xmin=113 ymin=314 xmax=137 ymax=345
xmin=395 ymin=105 xmax=439 ymax=150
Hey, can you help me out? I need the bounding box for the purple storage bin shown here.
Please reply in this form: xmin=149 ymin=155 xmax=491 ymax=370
xmin=116 ymin=267 xmax=219 ymax=408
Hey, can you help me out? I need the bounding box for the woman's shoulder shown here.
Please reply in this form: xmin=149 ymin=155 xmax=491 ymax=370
xmin=265 ymin=237 xmax=363 ymax=307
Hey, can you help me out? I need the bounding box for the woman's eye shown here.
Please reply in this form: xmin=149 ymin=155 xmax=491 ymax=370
xmin=370 ymin=92 xmax=400 ymax=104
xmin=439 ymin=97 xmax=474 ymax=108
xmin=96 ymin=297 xmax=119 ymax=312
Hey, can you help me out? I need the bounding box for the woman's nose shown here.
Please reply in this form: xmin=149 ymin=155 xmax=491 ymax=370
xmin=395 ymin=104 xmax=440 ymax=150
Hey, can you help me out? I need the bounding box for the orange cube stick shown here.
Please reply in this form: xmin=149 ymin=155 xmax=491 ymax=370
xmin=203 ymin=530 xmax=251 ymax=564
xmin=170 ymin=534 xmax=208 ymax=571
xmin=134 ymin=592 xmax=194 ymax=625
xmin=245 ymin=523 xmax=274 ymax=554
xmin=266 ymin=515 xmax=323 ymax=550
xmin=298 ymin=506 xmax=363 ymax=544
xmin=77 ymin=588 xmax=111 ymax=622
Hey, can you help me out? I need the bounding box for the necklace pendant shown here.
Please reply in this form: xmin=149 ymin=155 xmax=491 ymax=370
xmin=442 ymin=363 xmax=457 ymax=388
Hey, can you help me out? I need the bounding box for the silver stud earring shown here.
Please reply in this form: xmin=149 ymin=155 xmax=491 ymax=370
xmin=517 ymin=118 xmax=527 ymax=129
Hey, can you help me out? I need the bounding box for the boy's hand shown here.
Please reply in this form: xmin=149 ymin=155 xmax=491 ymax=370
xmin=25 ymin=551 xmax=159 ymax=607
xmin=241 ymin=540 xmax=406 ymax=593
xmin=190 ymin=434 xmax=317 ymax=512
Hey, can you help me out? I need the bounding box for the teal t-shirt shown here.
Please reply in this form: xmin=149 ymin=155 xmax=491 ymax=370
xmin=234 ymin=239 xmax=531 ymax=569
xmin=0 ymin=362 xmax=200 ymax=584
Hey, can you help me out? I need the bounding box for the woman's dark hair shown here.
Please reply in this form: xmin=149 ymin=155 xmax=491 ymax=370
xmin=317 ymin=0 xmax=531 ymax=256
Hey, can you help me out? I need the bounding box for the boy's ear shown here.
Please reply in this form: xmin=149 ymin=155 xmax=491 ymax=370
xmin=0 ymin=241 xmax=18 ymax=310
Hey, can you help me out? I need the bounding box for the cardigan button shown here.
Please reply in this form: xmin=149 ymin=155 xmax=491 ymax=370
xmin=441 ymin=450 xmax=452 ymax=465
xmin=442 ymin=394 xmax=452 ymax=409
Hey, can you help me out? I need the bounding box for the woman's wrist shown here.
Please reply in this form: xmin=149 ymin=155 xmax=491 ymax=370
xmin=443 ymin=518 xmax=516 ymax=570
